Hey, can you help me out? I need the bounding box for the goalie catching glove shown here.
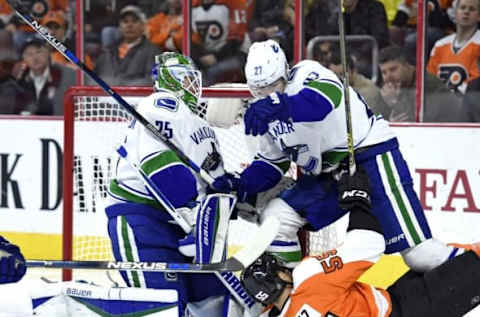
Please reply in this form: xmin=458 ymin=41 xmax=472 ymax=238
xmin=337 ymin=166 xmax=372 ymax=213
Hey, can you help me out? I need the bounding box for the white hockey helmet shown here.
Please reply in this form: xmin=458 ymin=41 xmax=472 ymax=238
xmin=245 ymin=40 xmax=289 ymax=98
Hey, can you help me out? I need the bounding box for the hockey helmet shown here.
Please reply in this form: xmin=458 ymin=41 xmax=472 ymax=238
xmin=245 ymin=39 xmax=289 ymax=98
xmin=241 ymin=253 xmax=293 ymax=305
xmin=152 ymin=52 xmax=202 ymax=113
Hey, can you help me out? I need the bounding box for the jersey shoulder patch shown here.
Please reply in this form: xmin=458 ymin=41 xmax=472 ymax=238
xmin=154 ymin=96 xmax=179 ymax=112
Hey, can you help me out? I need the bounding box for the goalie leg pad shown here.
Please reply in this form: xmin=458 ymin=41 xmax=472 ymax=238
xmin=261 ymin=198 xmax=307 ymax=267
xmin=195 ymin=194 xmax=236 ymax=264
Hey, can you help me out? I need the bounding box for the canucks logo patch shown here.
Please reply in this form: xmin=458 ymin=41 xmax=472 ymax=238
xmin=155 ymin=98 xmax=178 ymax=112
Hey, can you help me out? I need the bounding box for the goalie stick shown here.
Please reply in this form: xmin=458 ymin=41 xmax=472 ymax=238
xmin=4 ymin=0 xmax=215 ymax=185
xmin=23 ymin=216 xmax=279 ymax=273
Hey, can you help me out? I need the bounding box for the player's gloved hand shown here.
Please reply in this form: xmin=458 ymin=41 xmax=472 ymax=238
xmin=211 ymin=173 xmax=249 ymax=202
xmin=337 ymin=165 xmax=372 ymax=213
xmin=244 ymin=92 xmax=291 ymax=136
xmin=0 ymin=238 xmax=26 ymax=284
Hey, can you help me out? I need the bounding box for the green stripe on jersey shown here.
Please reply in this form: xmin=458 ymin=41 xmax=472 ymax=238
xmin=306 ymin=80 xmax=342 ymax=108
xmin=274 ymin=160 xmax=292 ymax=174
xmin=109 ymin=179 xmax=163 ymax=209
xmin=120 ymin=216 xmax=141 ymax=287
xmin=381 ymin=154 xmax=421 ymax=244
xmin=141 ymin=150 xmax=184 ymax=176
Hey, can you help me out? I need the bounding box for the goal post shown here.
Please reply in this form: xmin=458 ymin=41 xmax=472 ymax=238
xmin=63 ymin=85 xmax=339 ymax=281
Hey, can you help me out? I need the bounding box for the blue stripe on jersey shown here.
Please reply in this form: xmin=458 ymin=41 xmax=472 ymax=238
xmin=288 ymin=88 xmax=335 ymax=122
xmin=241 ymin=160 xmax=283 ymax=194
xmin=150 ymin=165 xmax=198 ymax=208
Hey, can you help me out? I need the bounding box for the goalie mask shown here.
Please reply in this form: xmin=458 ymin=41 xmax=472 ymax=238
xmin=241 ymin=253 xmax=293 ymax=305
xmin=152 ymin=52 xmax=202 ymax=113
xmin=245 ymin=39 xmax=289 ymax=98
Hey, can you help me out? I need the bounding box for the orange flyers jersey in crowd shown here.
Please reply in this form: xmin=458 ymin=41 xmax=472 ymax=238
xmin=0 ymin=0 xmax=68 ymax=15
xmin=427 ymin=30 xmax=480 ymax=93
xmin=191 ymin=0 xmax=249 ymax=52
xmin=147 ymin=13 xmax=184 ymax=51
xmin=260 ymin=230 xmax=392 ymax=317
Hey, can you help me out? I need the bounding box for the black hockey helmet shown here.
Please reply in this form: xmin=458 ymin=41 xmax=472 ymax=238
xmin=241 ymin=253 xmax=293 ymax=306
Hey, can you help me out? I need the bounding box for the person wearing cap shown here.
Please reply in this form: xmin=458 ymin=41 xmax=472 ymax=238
xmin=90 ymin=5 xmax=161 ymax=86
xmin=41 ymin=10 xmax=95 ymax=70
xmin=13 ymin=35 xmax=75 ymax=115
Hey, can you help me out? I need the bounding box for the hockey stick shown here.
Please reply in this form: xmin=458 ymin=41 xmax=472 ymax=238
xmin=338 ymin=0 xmax=357 ymax=176
xmin=4 ymin=0 xmax=214 ymax=185
xmin=24 ymin=215 xmax=279 ymax=274
xmin=114 ymin=145 xmax=261 ymax=310
xmin=115 ymin=145 xmax=193 ymax=234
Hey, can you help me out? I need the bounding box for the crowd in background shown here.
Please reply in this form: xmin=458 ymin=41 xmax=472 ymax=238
xmin=0 ymin=0 xmax=479 ymax=122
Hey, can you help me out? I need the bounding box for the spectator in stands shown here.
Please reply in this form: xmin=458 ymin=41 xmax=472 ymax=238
xmin=90 ymin=5 xmax=161 ymax=86
xmin=304 ymin=0 xmax=337 ymax=42
xmin=427 ymin=0 xmax=480 ymax=94
xmin=3 ymin=0 xmax=69 ymax=52
xmin=248 ymin=0 xmax=294 ymax=62
xmin=329 ymin=0 xmax=390 ymax=79
xmin=462 ymin=76 xmax=480 ymax=121
xmin=0 ymin=31 xmax=24 ymax=115
xmin=379 ymin=45 xmax=466 ymax=122
xmin=41 ymin=10 xmax=94 ymax=70
xmin=390 ymin=0 xmax=455 ymax=64
xmin=191 ymin=0 xmax=249 ymax=86
xmin=13 ymin=34 xmax=75 ymax=115
xmin=147 ymin=0 xmax=184 ymax=52
xmin=326 ymin=48 xmax=391 ymax=119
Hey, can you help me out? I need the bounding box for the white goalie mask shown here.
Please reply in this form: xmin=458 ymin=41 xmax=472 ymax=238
xmin=245 ymin=40 xmax=289 ymax=98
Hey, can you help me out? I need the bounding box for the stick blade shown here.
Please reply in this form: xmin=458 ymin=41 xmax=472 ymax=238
xmin=230 ymin=216 xmax=280 ymax=270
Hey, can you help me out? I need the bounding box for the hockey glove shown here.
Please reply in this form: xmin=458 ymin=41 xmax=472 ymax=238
xmin=0 ymin=237 xmax=26 ymax=284
xmin=337 ymin=166 xmax=372 ymax=214
xmin=244 ymin=92 xmax=291 ymax=136
xmin=211 ymin=173 xmax=249 ymax=202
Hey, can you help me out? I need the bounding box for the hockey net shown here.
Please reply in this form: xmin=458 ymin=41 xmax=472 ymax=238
xmin=63 ymin=86 xmax=340 ymax=280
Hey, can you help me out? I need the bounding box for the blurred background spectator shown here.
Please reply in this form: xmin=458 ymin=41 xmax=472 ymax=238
xmin=12 ymin=35 xmax=75 ymax=115
xmin=328 ymin=0 xmax=390 ymax=79
xmin=248 ymin=0 xmax=294 ymax=63
xmin=326 ymin=46 xmax=391 ymax=118
xmin=147 ymin=0 xmax=184 ymax=52
xmin=0 ymin=29 xmax=24 ymax=114
xmin=41 ymin=10 xmax=94 ymax=70
xmin=379 ymin=45 xmax=466 ymax=122
xmin=1 ymin=0 xmax=69 ymax=52
xmin=427 ymin=0 xmax=480 ymax=94
xmin=191 ymin=0 xmax=249 ymax=86
xmin=390 ymin=0 xmax=455 ymax=64
xmin=89 ymin=5 xmax=161 ymax=86
xmin=305 ymin=0 xmax=337 ymax=42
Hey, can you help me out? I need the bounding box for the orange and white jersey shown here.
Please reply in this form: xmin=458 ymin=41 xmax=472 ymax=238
xmin=427 ymin=30 xmax=480 ymax=93
xmin=261 ymin=230 xmax=392 ymax=317
xmin=192 ymin=0 xmax=248 ymax=52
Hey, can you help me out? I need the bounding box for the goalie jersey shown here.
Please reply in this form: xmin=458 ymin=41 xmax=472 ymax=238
xmin=107 ymin=90 xmax=225 ymax=209
xmin=256 ymin=60 xmax=396 ymax=175
xmin=260 ymin=230 xmax=393 ymax=317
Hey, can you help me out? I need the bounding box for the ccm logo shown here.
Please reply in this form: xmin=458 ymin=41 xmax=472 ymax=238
xmin=342 ymin=190 xmax=369 ymax=200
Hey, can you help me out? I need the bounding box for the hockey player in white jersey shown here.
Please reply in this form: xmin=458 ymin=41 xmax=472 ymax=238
xmin=212 ymin=39 xmax=476 ymax=271
xmin=105 ymin=52 xmax=241 ymax=317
